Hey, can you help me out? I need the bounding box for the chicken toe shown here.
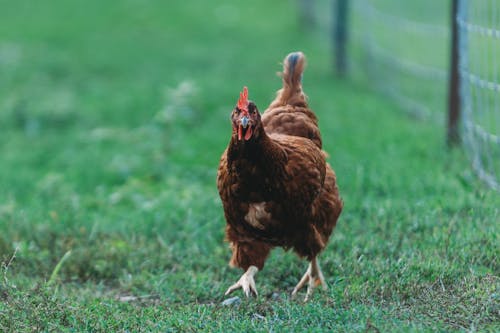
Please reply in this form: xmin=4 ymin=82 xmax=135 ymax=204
xmin=291 ymin=257 xmax=327 ymax=301
xmin=225 ymin=265 xmax=259 ymax=297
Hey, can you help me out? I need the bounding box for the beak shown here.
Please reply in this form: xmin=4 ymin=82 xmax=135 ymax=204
xmin=240 ymin=116 xmax=249 ymax=128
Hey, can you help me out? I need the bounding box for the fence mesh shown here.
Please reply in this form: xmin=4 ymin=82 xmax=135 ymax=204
xmin=352 ymin=0 xmax=450 ymax=120
xmin=344 ymin=0 xmax=500 ymax=190
xmin=458 ymin=0 xmax=500 ymax=191
xmin=311 ymin=0 xmax=500 ymax=189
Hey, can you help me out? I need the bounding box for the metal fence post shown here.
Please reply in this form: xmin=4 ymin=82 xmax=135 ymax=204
xmin=447 ymin=0 xmax=461 ymax=146
xmin=333 ymin=0 xmax=349 ymax=76
xmin=299 ymin=0 xmax=316 ymax=29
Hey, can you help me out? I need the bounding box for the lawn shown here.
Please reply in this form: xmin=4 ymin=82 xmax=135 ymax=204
xmin=0 ymin=0 xmax=499 ymax=331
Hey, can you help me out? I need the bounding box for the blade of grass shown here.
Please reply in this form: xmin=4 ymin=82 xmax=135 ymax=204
xmin=47 ymin=250 xmax=72 ymax=287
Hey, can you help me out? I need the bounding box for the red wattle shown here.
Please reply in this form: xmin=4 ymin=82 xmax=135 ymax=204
xmin=244 ymin=126 xmax=253 ymax=141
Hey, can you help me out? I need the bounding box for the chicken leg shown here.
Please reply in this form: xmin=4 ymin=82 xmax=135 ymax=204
xmin=225 ymin=265 xmax=259 ymax=297
xmin=291 ymin=257 xmax=327 ymax=301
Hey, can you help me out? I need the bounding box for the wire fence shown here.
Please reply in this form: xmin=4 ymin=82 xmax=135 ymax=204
xmin=330 ymin=0 xmax=500 ymax=190
xmin=458 ymin=0 xmax=500 ymax=191
xmin=351 ymin=0 xmax=450 ymax=120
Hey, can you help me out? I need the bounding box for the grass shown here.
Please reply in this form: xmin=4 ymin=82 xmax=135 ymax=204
xmin=0 ymin=0 xmax=499 ymax=331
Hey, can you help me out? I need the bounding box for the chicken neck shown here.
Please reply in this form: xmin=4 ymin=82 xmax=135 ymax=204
xmin=227 ymin=129 xmax=286 ymax=171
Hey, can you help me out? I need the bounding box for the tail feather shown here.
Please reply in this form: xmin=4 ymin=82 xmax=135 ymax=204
xmin=270 ymin=51 xmax=307 ymax=108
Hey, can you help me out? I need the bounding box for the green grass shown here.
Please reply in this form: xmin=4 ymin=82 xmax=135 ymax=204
xmin=0 ymin=0 xmax=499 ymax=331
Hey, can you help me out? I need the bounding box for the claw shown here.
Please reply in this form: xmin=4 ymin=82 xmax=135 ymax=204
xmin=225 ymin=266 xmax=259 ymax=297
xmin=291 ymin=258 xmax=327 ymax=301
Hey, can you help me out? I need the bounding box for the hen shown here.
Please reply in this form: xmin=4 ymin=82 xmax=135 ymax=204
xmin=217 ymin=52 xmax=343 ymax=301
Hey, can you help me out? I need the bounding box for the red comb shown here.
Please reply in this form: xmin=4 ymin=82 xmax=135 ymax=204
xmin=237 ymin=86 xmax=249 ymax=112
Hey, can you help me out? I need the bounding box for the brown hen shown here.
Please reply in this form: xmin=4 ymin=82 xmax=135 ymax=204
xmin=217 ymin=52 xmax=342 ymax=301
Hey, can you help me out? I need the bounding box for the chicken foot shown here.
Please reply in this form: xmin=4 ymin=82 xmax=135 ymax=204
xmin=291 ymin=257 xmax=327 ymax=301
xmin=225 ymin=265 xmax=259 ymax=297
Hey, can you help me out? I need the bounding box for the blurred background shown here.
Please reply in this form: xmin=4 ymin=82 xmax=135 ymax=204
xmin=0 ymin=0 xmax=498 ymax=331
